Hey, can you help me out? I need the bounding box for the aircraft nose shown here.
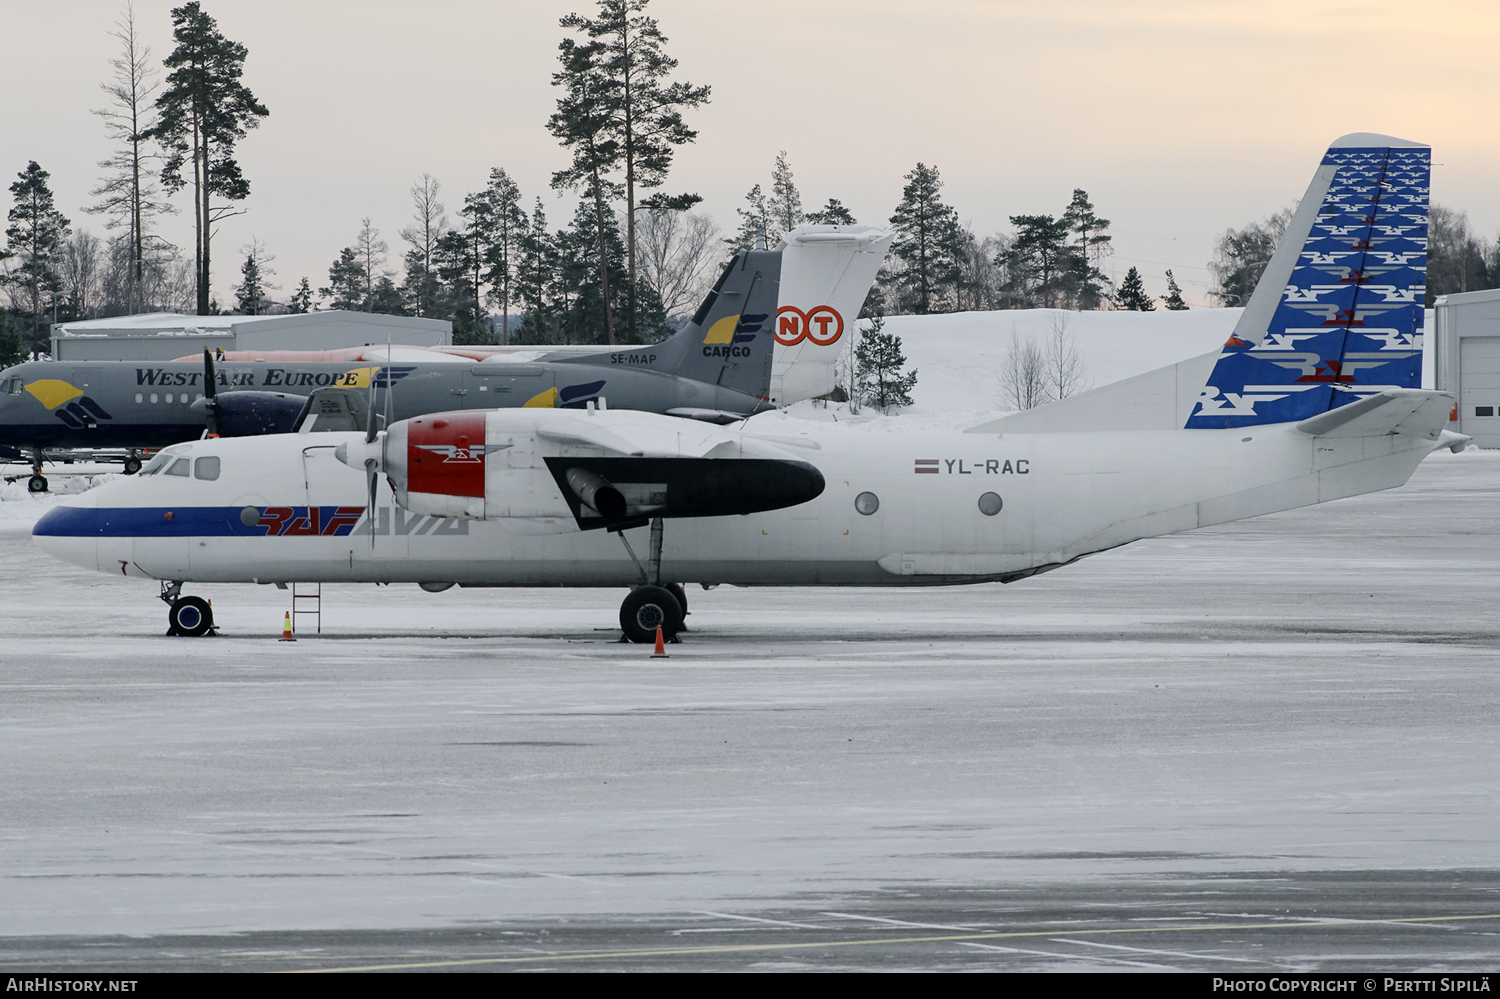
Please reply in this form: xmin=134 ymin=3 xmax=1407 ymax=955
xmin=32 ymin=494 xmax=102 ymax=572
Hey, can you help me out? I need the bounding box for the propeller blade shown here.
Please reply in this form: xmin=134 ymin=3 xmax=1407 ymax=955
xmin=201 ymin=349 xmax=220 ymax=436
xmin=364 ymin=371 xmax=378 ymax=444
xmin=365 ymin=457 xmax=379 ymax=550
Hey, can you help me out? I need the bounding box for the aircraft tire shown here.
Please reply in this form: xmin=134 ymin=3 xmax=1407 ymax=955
xmin=619 ymin=585 xmax=683 ymax=644
xmin=168 ymin=596 xmax=214 ymax=638
xmin=123 ymin=457 xmax=142 ymax=475
xmin=665 ymin=582 xmax=689 ymax=617
xmin=27 ymin=474 xmax=47 ymax=493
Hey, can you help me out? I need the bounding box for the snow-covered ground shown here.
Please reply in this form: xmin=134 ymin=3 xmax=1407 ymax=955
xmin=2 ymin=309 xmax=1492 ymax=967
xmin=2 ymin=449 xmax=1498 ymax=948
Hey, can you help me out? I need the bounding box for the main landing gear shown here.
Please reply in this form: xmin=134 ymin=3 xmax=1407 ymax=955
xmin=27 ymin=448 xmax=46 ymax=493
xmin=615 ymin=517 xmax=690 ymax=644
xmin=160 ymin=581 xmax=215 ymax=637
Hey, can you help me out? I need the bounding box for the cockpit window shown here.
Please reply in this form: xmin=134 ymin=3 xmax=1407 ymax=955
xmin=3 ymin=378 xmax=20 ymax=395
xmin=164 ymin=458 xmax=191 ymax=477
xmin=139 ymin=453 xmax=172 ymax=475
xmin=193 ymin=456 xmax=220 ymax=481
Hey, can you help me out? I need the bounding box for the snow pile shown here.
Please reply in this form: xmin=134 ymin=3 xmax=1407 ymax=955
xmin=877 ymin=307 xmax=1240 ymax=415
xmin=773 ymin=306 xmax=1242 ymax=430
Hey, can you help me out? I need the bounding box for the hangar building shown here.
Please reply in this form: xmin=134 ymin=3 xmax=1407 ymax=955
xmin=49 ymin=311 xmax=451 ymax=362
xmin=1434 ymin=288 xmax=1500 ymax=448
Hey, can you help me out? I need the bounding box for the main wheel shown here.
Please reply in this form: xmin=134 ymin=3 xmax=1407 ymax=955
xmin=27 ymin=474 xmax=47 ymax=493
xmin=167 ymin=596 xmax=213 ymax=637
xmin=665 ymin=582 xmax=688 ymax=616
xmin=619 ymin=585 xmax=683 ymax=644
xmin=123 ymin=456 xmax=142 ymax=475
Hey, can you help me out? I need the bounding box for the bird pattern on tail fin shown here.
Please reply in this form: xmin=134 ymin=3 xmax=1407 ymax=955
xmin=1188 ymin=143 xmax=1430 ymax=428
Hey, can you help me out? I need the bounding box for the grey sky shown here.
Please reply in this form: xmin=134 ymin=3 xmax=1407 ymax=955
xmin=4 ymin=0 xmax=1496 ymax=308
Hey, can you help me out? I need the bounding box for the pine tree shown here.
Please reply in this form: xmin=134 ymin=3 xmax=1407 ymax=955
xmin=548 ymin=31 xmax=624 ymax=343
xmin=232 ymin=236 xmax=274 ymax=314
xmin=288 ymin=277 xmax=312 ymax=313
xmin=557 ymin=0 xmax=709 ymax=342
xmin=86 ymin=3 xmax=176 ymax=316
xmin=2 ymin=162 xmax=71 ymax=358
xmin=474 ymin=167 xmax=527 ymax=343
xmin=766 ymin=151 xmax=803 ymax=243
xmin=1117 ymin=265 xmax=1154 ymax=311
xmin=148 ymin=2 xmax=269 ymax=315
xmin=234 ymin=249 xmax=264 ymax=314
xmin=515 ymin=198 xmax=558 ymax=343
xmin=1209 ymin=209 xmax=1290 ymax=306
xmin=1061 ymin=188 xmax=1111 ymax=308
xmin=0 ymin=313 xmax=24 ymax=368
xmin=806 ymin=198 xmax=856 ymax=226
xmin=888 ymin=163 xmax=959 ymax=315
xmin=322 ymin=247 xmax=363 ymax=311
xmin=1161 ymin=269 xmax=1189 ymax=310
xmin=1002 ymin=214 xmax=1072 ymax=308
xmin=855 ymin=318 xmax=918 ymax=413
xmin=436 ymin=227 xmax=483 ymax=342
xmin=731 ymin=183 xmax=769 ymax=250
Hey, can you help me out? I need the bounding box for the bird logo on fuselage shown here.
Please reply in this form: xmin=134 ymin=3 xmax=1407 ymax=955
xmin=413 ymin=443 xmax=511 ymax=463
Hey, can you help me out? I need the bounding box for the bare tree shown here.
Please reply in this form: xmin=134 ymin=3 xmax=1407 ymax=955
xmin=634 ymin=208 xmax=721 ymax=317
xmin=86 ymin=3 xmax=176 ymax=316
xmin=355 ymin=218 xmax=390 ymax=304
xmin=1043 ymin=313 xmax=1088 ymax=401
xmin=400 ymin=174 xmax=449 ymax=316
xmin=60 ymin=231 xmax=104 ymax=319
xmin=998 ymin=329 xmax=1049 ymax=411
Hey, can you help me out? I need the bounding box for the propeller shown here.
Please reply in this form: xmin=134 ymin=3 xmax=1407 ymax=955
xmin=364 ymin=354 xmax=380 ymax=549
xmin=201 ymin=349 xmax=220 ymax=436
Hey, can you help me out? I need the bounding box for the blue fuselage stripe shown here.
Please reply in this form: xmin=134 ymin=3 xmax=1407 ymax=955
xmin=33 ymin=506 xmax=360 ymax=538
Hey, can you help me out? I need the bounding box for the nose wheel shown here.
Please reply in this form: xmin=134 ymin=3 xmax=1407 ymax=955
xmin=159 ymin=581 xmax=215 ymax=637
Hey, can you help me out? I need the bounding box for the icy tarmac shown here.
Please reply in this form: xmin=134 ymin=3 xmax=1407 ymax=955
xmin=1 ymin=451 xmax=1499 ymax=971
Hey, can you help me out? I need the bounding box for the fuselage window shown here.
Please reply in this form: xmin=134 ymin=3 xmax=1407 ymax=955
xmin=194 ymin=456 xmax=220 ymax=481
xmin=855 ymin=491 xmax=879 ymax=515
xmin=150 ymin=393 xmax=159 ymax=404
xmin=135 ymin=392 xmax=143 ymax=403
xmin=164 ymin=458 xmax=190 ymax=477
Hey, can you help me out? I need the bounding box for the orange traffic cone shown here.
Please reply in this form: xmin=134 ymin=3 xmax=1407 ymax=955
xmin=651 ymin=624 xmax=669 ymax=658
xmin=279 ymin=612 xmax=296 ymax=641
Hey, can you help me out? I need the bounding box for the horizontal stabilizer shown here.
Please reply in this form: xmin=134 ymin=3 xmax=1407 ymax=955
xmin=1293 ymin=388 xmax=1452 ymax=439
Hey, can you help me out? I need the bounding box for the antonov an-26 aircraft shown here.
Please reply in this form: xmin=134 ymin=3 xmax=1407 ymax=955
xmin=35 ymin=134 xmax=1465 ymax=642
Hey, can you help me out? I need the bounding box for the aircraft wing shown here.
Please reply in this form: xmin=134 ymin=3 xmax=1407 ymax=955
xmin=535 ymin=414 xmax=736 ymax=458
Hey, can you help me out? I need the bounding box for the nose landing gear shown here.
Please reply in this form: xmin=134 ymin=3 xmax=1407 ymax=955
xmin=159 ymin=581 xmax=215 ymax=637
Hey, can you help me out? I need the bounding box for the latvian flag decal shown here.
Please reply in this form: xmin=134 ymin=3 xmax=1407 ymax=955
xmin=914 ymin=459 xmax=939 ymax=474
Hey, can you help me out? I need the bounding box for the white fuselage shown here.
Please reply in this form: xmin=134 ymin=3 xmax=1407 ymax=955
xmin=33 ymin=416 xmax=1444 ymax=588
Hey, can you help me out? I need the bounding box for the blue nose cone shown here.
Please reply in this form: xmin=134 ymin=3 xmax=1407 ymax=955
xmin=32 ymin=505 xmax=99 ymax=537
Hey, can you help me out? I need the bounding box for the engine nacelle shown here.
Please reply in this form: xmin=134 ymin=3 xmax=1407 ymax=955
xmin=190 ymin=391 xmax=306 ymax=436
xmin=343 ymin=409 xmax=825 ymax=528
